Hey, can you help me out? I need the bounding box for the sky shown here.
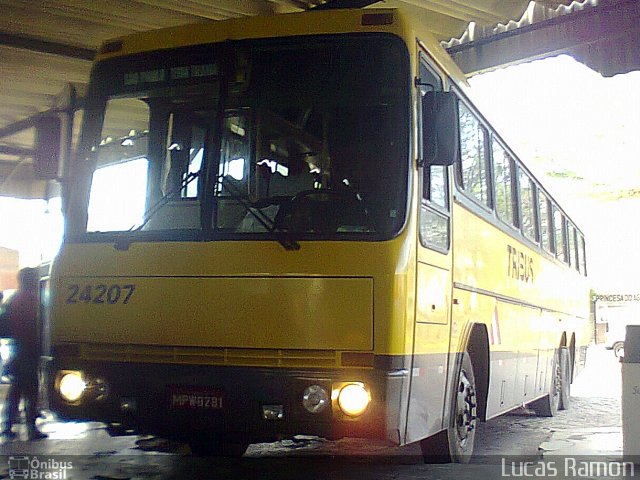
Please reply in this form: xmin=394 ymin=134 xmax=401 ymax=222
xmin=468 ymin=54 xmax=640 ymax=293
xmin=1 ymin=53 xmax=638 ymax=293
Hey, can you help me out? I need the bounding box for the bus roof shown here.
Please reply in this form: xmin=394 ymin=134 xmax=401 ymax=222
xmin=95 ymin=7 xmax=468 ymax=86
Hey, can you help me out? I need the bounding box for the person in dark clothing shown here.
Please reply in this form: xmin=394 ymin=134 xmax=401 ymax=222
xmin=2 ymin=267 xmax=47 ymax=440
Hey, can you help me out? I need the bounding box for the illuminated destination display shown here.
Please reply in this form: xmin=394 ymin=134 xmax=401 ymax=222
xmin=123 ymin=63 xmax=218 ymax=86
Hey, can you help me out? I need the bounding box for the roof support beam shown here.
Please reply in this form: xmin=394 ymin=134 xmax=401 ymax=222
xmin=0 ymin=145 xmax=32 ymax=157
xmin=446 ymin=0 xmax=640 ymax=77
xmin=314 ymin=0 xmax=379 ymax=9
xmin=0 ymin=84 xmax=82 ymax=142
xmin=0 ymin=111 xmax=51 ymax=141
xmin=0 ymin=178 xmax=48 ymax=200
xmin=0 ymin=31 xmax=95 ymax=61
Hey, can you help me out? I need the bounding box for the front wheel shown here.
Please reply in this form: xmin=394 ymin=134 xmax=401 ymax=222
xmin=421 ymin=351 xmax=478 ymax=463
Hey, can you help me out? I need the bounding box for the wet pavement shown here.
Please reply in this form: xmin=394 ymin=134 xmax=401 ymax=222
xmin=0 ymin=345 xmax=635 ymax=479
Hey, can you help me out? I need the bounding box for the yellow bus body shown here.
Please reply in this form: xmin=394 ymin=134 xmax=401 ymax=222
xmin=52 ymin=238 xmax=411 ymax=356
xmin=48 ymin=7 xmax=591 ymax=454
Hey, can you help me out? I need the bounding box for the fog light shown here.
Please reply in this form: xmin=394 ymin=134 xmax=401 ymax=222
xmin=120 ymin=397 xmax=137 ymax=412
xmin=302 ymin=385 xmax=329 ymax=414
xmin=262 ymin=404 xmax=284 ymax=420
xmin=337 ymin=383 xmax=370 ymax=417
xmin=91 ymin=377 xmax=109 ymax=401
xmin=58 ymin=371 xmax=86 ymax=403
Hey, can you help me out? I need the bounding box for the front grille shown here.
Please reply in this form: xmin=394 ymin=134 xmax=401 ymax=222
xmin=61 ymin=343 xmax=340 ymax=368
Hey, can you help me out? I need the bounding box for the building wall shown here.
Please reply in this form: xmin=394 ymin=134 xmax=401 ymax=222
xmin=0 ymin=246 xmax=19 ymax=291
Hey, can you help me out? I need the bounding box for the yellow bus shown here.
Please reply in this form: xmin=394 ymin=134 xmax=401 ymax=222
xmin=43 ymin=6 xmax=591 ymax=461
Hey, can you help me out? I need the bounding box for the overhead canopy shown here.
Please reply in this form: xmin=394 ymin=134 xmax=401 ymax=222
xmin=0 ymin=0 xmax=629 ymax=198
xmin=445 ymin=0 xmax=640 ymax=77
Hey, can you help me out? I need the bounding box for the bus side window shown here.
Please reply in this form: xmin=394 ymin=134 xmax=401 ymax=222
xmin=458 ymin=103 xmax=490 ymax=208
xmin=491 ymin=139 xmax=516 ymax=226
xmin=538 ymin=191 xmax=553 ymax=254
xmin=519 ymin=168 xmax=537 ymax=242
xmin=418 ymin=55 xmax=449 ymax=252
xmin=420 ymin=165 xmax=450 ymax=252
xmin=578 ymin=234 xmax=587 ymax=275
xmin=568 ymin=223 xmax=578 ymax=269
xmin=417 ymin=53 xmax=443 ymax=162
xmin=553 ymin=206 xmax=566 ymax=263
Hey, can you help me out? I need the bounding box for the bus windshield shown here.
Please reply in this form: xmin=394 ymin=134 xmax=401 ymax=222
xmin=74 ymin=35 xmax=410 ymax=241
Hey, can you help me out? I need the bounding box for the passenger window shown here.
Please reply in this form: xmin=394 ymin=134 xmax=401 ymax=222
xmin=553 ymin=207 xmax=566 ymax=262
xmin=420 ymin=165 xmax=449 ymax=252
xmin=578 ymin=234 xmax=587 ymax=275
xmin=418 ymin=54 xmax=443 ymax=163
xmin=427 ymin=165 xmax=447 ymax=209
xmin=492 ymin=140 xmax=515 ymax=226
xmin=519 ymin=169 xmax=537 ymax=241
xmin=568 ymin=224 xmax=577 ymax=269
xmin=418 ymin=57 xmax=449 ymax=252
xmin=458 ymin=103 xmax=490 ymax=207
xmin=539 ymin=191 xmax=552 ymax=254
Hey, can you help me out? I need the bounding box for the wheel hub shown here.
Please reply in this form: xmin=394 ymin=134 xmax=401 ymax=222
xmin=455 ymin=369 xmax=478 ymax=447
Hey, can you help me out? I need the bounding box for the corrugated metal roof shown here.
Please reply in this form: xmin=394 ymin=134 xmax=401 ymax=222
xmin=443 ymin=0 xmax=640 ymax=77
xmin=444 ymin=0 xmax=596 ymax=47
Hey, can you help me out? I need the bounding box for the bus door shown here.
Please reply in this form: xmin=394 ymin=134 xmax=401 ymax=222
xmin=405 ymin=53 xmax=453 ymax=444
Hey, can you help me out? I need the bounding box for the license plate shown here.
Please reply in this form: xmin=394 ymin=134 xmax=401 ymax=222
xmin=167 ymin=385 xmax=225 ymax=411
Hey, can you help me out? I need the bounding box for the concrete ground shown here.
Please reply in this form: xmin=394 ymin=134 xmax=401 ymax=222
xmin=0 ymin=345 xmax=634 ymax=479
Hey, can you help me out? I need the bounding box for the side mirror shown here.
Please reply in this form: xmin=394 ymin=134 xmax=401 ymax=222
xmin=420 ymin=91 xmax=459 ymax=167
xmin=34 ymin=115 xmax=62 ymax=179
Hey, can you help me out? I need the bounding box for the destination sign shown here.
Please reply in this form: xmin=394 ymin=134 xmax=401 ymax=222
xmin=123 ymin=63 xmax=218 ymax=87
xmin=593 ymin=293 xmax=640 ymax=303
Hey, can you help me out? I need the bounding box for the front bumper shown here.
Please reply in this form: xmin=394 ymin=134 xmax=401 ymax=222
xmin=49 ymin=359 xmax=401 ymax=443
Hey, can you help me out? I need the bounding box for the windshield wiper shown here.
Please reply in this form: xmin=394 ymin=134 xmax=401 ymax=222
xmin=217 ymin=175 xmax=300 ymax=251
xmin=132 ymin=171 xmax=201 ymax=232
xmin=113 ymin=171 xmax=200 ymax=251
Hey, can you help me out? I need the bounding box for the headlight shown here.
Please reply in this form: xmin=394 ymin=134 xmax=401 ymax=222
xmin=302 ymin=385 xmax=329 ymax=414
xmin=337 ymin=383 xmax=370 ymax=417
xmin=58 ymin=371 xmax=87 ymax=403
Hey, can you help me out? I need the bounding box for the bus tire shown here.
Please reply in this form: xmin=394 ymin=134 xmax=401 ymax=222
xmin=189 ymin=434 xmax=249 ymax=457
xmin=421 ymin=351 xmax=478 ymax=463
xmin=420 ymin=430 xmax=450 ymax=464
xmin=613 ymin=342 xmax=625 ymax=359
xmin=531 ymin=349 xmax=561 ymax=417
xmin=558 ymin=347 xmax=571 ymax=411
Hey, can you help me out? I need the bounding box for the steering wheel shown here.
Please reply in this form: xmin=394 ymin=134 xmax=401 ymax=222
xmin=275 ymin=188 xmax=369 ymax=233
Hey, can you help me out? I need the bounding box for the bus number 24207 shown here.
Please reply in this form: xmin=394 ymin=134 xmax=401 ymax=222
xmin=66 ymin=284 xmax=136 ymax=305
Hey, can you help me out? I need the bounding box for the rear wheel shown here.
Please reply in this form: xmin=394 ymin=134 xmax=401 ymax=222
xmin=558 ymin=347 xmax=572 ymax=410
xmin=613 ymin=342 xmax=625 ymax=359
xmin=421 ymin=351 xmax=478 ymax=463
xmin=532 ymin=348 xmax=561 ymax=417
